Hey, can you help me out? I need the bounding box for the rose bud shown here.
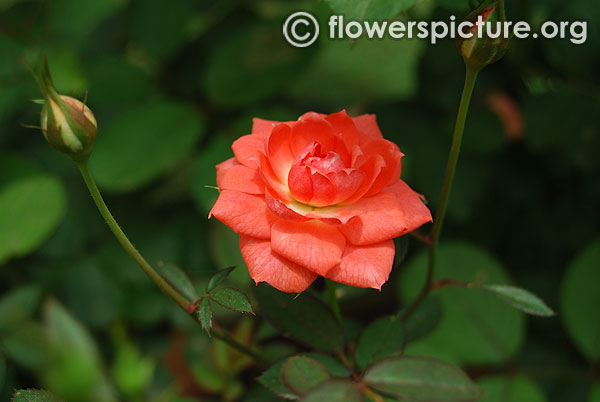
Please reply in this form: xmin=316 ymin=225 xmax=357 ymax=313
xmin=36 ymin=60 xmax=97 ymax=162
xmin=457 ymin=1 xmax=510 ymax=70
xmin=209 ymin=111 xmax=432 ymax=293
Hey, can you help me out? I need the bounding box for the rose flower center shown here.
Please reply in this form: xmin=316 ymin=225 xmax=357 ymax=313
xmin=287 ymin=142 xmax=363 ymax=208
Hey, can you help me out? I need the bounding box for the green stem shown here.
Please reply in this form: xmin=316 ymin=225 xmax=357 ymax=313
xmin=401 ymin=66 xmax=479 ymax=320
xmin=76 ymin=161 xmax=265 ymax=366
xmin=325 ymin=279 xmax=342 ymax=324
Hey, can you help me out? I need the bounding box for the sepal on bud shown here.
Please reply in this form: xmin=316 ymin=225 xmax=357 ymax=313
xmin=457 ymin=1 xmax=510 ymax=71
xmin=35 ymin=59 xmax=97 ymax=162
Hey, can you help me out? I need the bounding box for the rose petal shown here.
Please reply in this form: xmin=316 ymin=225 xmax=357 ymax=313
xmin=325 ymin=240 xmax=395 ymax=290
xmin=240 ymin=235 xmax=317 ymax=293
xmin=361 ymin=139 xmax=403 ymax=197
xmin=265 ymin=188 xmax=310 ymax=222
xmin=325 ymin=110 xmax=360 ymax=152
xmin=265 ymin=123 xmax=295 ymax=182
xmin=339 ymin=180 xmax=432 ymax=245
xmin=343 ymin=154 xmax=386 ymax=205
xmin=219 ymin=164 xmax=264 ymax=194
xmin=252 ymin=118 xmax=281 ymax=138
xmin=216 ymin=157 xmax=238 ymax=187
xmin=232 ymin=134 xmax=264 ymax=168
xmin=271 ymin=220 xmax=346 ymax=275
xmin=290 ymin=113 xmax=337 ymax=156
xmin=352 ymin=114 xmax=383 ymax=143
xmin=259 ymin=153 xmax=292 ymax=201
xmin=209 ymin=190 xmax=276 ymax=239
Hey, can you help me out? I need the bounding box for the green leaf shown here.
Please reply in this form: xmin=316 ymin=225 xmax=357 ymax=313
xmin=561 ymin=239 xmax=600 ymax=360
xmin=259 ymin=353 xmax=349 ymax=399
xmin=324 ymin=0 xmax=417 ymax=20
xmin=203 ymin=25 xmax=305 ymax=108
xmin=355 ymin=315 xmax=404 ymax=371
xmin=478 ymin=375 xmax=548 ymax=402
xmin=290 ymin=31 xmax=424 ymax=104
xmin=207 ymin=266 xmax=237 ymax=292
xmin=209 ymin=287 xmax=254 ymax=314
xmin=281 ymin=356 xmax=331 ymax=395
xmin=398 ymin=242 xmax=524 ymax=365
xmin=403 ymin=296 xmax=443 ymax=344
xmin=481 ymin=285 xmax=556 ymax=317
xmin=42 ymin=300 xmax=115 ymax=401
xmin=590 ymin=383 xmax=600 ymax=402
xmin=198 ymin=298 xmax=212 ymax=334
xmin=254 ymin=285 xmax=344 ymax=354
xmin=157 ymin=261 xmax=198 ymax=302
xmin=300 ymin=381 xmax=363 ymax=402
xmin=12 ymin=389 xmax=63 ymax=402
xmin=91 ymin=99 xmax=205 ymax=193
xmin=258 ymin=359 xmax=297 ymax=400
xmin=364 ymin=356 xmax=482 ymax=401
xmin=0 ymin=285 xmax=41 ymax=331
xmin=48 ymin=0 xmax=126 ymax=45
xmin=0 ymin=175 xmax=66 ymax=265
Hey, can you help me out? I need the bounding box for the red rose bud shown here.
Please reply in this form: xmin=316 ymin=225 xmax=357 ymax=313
xmin=36 ymin=60 xmax=97 ymax=162
xmin=457 ymin=1 xmax=510 ymax=71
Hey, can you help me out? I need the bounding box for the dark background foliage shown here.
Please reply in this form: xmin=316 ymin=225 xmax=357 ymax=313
xmin=0 ymin=0 xmax=598 ymax=401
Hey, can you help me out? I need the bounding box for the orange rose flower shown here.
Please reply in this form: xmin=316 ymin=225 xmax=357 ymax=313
xmin=210 ymin=111 xmax=432 ymax=292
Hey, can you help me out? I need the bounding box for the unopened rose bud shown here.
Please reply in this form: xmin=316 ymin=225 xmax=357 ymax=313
xmin=36 ymin=60 xmax=97 ymax=162
xmin=457 ymin=1 xmax=510 ymax=71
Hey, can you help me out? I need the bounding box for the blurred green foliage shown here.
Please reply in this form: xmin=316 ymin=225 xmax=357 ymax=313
xmin=0 ymin=0 xmax=599 ymax=401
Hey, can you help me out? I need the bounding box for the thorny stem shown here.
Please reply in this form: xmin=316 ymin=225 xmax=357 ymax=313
xmin=401 ymin=66 xmax=480 ymax=321
xmin=77 ymin=161 xmax=265 ymax=366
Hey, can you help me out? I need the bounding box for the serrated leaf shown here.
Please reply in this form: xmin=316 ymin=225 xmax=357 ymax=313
xmin=0 ymin=175 xmax=66 ymax=265
xmin=364 ymin=356 xmax=482 ymax=401
xmin=258 ymin=353 xmax=349 ymax=400
xmin=0 ymin=285 xmax=42 ymax=331
xmin=355 ymin=315 xmax=404 ymax=371
xmin=281 ymin=356 xmax=331 ymax=395
xmin=402 ymin=296 xmax=443 ymax=345
xmin=481 ymin=285 xmax=555 ymax=317
xmin=258 ymin=359 xmax=297 ymax=400
xmin=324 ymin=0 xmax=417 ymax=20
xmin=207 ymin=266 xmax=237 ymax=292
xmin=209 ymin=287 xmax=254 ymax=314
xmin=300 ymin=380 xmax=364 ymax=402
xmin=157 ymin=261 xmax=198 ymax=301
xmin=198 ymin=298 xmax=212 ymax=334
xmin=254 ymin=284 xmax=344 ymax=354
xmin=12 ymin=389 xmax=63 ymax=402
xmin=561 ymin=239 xmax=600 ymax=361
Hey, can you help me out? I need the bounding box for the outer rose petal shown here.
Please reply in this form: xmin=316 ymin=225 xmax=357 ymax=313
xmin=216 ymin=157 xmax=238 ymax=187
xmin=325 ymin=240 xmax=395 ymax=290
xmin=240 ymin=235 xmax=317 ymax=293
xmin=325 ymin=110 xmax=360 ymax=152
xmin=232 ymin=134 xmax=264 ymax=168
xmin=219 ymin=164 xmax=264 ymax=194
xmin=252 ymin=118 xmax=281 ymax=138
xmin=352 ymin=114 xmax=383 ymax=143
xmin=209 ymin=190 xmax=276 ymax=239
xmin=339 ymin=180 xmax=432 ymax=245
xmin=271 ymin=220 xmax=346 ymax=275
